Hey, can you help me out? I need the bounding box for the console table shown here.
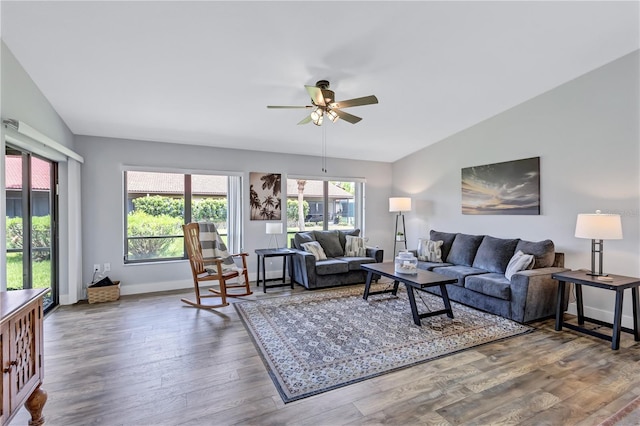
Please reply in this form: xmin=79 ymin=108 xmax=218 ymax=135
xmin=552 ymin=270 xmax=640 ymax=350
xmin=1 ymin=288 xmax=48 ymax=426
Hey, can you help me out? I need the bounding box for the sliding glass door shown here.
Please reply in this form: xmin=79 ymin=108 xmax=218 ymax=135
xmin=4 ymin=145 xmax=58 ymax=311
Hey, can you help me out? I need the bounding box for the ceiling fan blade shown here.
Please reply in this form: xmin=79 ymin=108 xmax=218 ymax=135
xmin=297 ymin=115 xmax=312 ymax=125
xmin=333 ymin=109 xmax=362 ymax=124
xmin=305 ymin=85 xmax=326 ymax=106
xmin=267 ymin=105 xmax=313 ymax=109
xmin=330 ymin=95 xmax=379 ymax=109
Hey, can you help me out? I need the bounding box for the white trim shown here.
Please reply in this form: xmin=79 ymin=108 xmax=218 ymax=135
xmin=288 ymin=173 xmax=367 ymax=183
xmin=3 ymin=119 xmax=83 ymax=163
xmin=121 ymin=164 xmax=243 ymax=177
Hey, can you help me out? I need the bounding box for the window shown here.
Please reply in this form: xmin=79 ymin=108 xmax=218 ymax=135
xmin=124 ymin=171 xmax=241 ymax=263
xmin=286 ymin=177 xmax=364 ymax=244
xmin=4 ymin=145 xmax=58 ymax=312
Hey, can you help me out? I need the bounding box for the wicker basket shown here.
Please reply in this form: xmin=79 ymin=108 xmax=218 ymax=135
xmin=87 ymin=281 xmax=120 ymax=304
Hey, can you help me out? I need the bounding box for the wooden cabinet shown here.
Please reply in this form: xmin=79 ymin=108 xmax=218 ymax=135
xmin=1 ymin=289 xmax=48 ymax=426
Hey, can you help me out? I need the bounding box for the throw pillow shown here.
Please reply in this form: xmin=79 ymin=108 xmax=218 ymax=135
xmin=293 ymin=231 xmax=316 ymax=250
xmin=338 ymin=229 xmax=360 ymax=250
xmin=344 ymin=235 xmax=367 ymax=257
xmin=301 ymin=241 xmax=327 ymax=261
xmin=313 ymin=230 xmax=343 ymax=258
xmin=505 ymin=250 xmax=535 ymax=280
xmin=417 ymin=239 xmax=443 ymax=262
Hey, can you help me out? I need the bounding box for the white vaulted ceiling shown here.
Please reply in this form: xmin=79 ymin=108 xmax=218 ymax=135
xmin=1 ymin=1 xmax=638 ymax=162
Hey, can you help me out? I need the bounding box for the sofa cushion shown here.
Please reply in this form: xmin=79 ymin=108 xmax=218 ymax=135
xmin=293 ymin=232 xmax=316 ymax=250
xmin=314 ymin=230 xmax=344 ymax=258
xmin=338 ymin=229 xmax=360 ymax=250
xmin=505 ymin=250 xmax=535 ymax=280
xmin=429 ymin=265 xmax=487 ymax=285
xmin=515 ymin=239 xmax=555 ymax=268
xmin=430 ymin=230 xmax=457 ymax=261
xmin=315 ymin=259 xmax=349 ymax=275
xmin=334 ymin=256 xmax=376 ymax=271
xmin=445 ymin=233 xmax=484 ymax=266
xmin=301 ymin=241 xmax=327 ymax=260
xmin=465 ymin=273 xmax=512 ymax=301
xmin=472 ymin=236 xmax=519 ymax=274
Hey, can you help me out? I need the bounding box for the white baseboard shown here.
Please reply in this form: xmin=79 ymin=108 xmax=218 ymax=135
xmin=567 ymin=302 xmax=636 ymax=330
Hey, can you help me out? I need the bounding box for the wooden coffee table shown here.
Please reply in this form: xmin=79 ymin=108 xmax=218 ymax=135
xmin=361 ymin=262 xmax=458 ymax=326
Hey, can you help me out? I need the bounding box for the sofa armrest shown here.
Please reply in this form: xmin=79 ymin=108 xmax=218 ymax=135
xmin=366 ymin=247 xmax=384 ymax=263
xmin=288 ymin=249 xmax=318 ymax=288
xmin=509 ymin=266 xmax=571 ymax=323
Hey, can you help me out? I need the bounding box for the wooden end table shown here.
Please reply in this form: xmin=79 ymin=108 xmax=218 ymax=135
xmin=361 ymin=262 xmax=458 ymax=326
xmin=254 ymin=248 xmax=295 ymax=293
xmin=552 ymin=270 xmax=640 ymax=350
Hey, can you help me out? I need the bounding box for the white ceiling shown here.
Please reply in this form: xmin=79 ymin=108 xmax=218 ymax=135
xmin=2 ymin=1 xmax=638 ymax=163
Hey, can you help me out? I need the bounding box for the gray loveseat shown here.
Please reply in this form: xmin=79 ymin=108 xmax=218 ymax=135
xmin=288 ymin=229 xmax=384 ymax=289
xmin=415 ymin=230 xmax=570 ymax=323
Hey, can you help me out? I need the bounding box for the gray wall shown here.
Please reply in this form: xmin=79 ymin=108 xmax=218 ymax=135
xmin=75 ymin=136 xmax=393 ymax=295
xmin=0 ymin=41 xmax=76 ymax=296
xmin=392 ymin=50 xmax=640 ymax=326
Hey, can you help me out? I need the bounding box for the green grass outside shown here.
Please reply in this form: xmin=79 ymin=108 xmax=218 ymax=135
xmin=6 ymin=253 xmax=52 ymax=291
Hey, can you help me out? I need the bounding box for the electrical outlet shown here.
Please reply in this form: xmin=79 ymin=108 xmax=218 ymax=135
xmin=104 ymin=263 xmax=111 ymax=272
xmin=93 ymin=264 xmax=101 ymax=273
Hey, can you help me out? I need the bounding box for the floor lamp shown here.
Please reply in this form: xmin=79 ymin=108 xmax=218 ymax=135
xmin=389 ymin=197 xmax=411 ymax=256
xmin=575 ymin=210 xmax=622 ymax=277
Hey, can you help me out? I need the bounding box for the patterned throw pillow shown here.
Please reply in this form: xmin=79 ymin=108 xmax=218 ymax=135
xmin=417 ymin=239 xmax=444 ymax=262
xmin=301 ymin=241 xmax=327 ymax=261
xmin=505 ymin=250 xmax=535 ymax=280
xmin=344 ymin=235 xmax=366 ymax=257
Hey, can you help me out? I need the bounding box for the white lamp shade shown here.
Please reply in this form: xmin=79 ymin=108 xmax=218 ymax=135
xmin=266 ymin=222 xmax=283 ymax=235
xmin=389 ymin=197 xmax=412 ymax=212
xmin=575 ymin=211 xmax=623 ymax=240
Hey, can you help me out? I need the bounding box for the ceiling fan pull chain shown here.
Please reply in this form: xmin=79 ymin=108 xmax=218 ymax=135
xmin=322 ymin=124 xmax=327 ymax=173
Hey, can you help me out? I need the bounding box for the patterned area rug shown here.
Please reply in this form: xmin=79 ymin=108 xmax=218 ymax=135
xmin=599 ymin=395 xmax=640 ymax=426
xmin=235 ymin=284 xmax=533 ymax=403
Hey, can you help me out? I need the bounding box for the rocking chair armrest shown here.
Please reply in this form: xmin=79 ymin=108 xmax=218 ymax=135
xmin=228 ymin=252 xmax=249 ymax=258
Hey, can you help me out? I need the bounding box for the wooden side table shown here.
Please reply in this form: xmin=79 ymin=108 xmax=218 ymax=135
xmin=552 ymin=270 xmax=640 ymax=350
xmin=254 ymin=248 xmax=295 ymax=293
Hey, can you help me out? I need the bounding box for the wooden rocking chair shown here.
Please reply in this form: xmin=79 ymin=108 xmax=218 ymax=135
xmin=182 ymin=222 xmax=252 ymax=309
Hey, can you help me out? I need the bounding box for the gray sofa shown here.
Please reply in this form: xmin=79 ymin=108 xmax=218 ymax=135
xmin=288 ymin=229 xmax=384 ymax=289
xmin=415 ymin=230 xmax=570 ymax=323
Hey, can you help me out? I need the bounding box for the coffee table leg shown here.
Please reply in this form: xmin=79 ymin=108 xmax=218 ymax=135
xmin=439 ymin=284 xmax=454 ymax=319
xmin=392 ymin=280 xmax=400 ymax=295
xmin=576 ymin=283 xmax=584 ymax=325
xmin=363 ymin=271 xmax=373 ymax=300
xmin=405 ymin=285 xmax=421 ymax=326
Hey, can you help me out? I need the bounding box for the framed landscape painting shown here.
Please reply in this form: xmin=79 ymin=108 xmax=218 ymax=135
xmin=461 ymin=157 xmax=540 ymax=215
xmin=249 ymin=172 xmax=282 ymax=220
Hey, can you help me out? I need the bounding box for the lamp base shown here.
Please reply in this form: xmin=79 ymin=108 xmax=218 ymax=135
xmin=586 ymin=272 xmax=609 ymax=277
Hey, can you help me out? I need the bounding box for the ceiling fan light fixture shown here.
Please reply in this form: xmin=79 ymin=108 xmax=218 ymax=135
xmin=326 ymin=109 xmax=339 ymax=123
xmin=310 ymin=107 xmax=322 ymax=122
xmin=312 ymin=114 xmax=324 ymax=126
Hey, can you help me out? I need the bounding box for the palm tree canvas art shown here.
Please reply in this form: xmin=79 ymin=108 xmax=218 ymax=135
xmin=249 ymin=172 xmax=282 ymax=220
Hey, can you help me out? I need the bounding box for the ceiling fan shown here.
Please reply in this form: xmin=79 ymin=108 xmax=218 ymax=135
xmin=267 ymin=80 xmax=378 ymax=126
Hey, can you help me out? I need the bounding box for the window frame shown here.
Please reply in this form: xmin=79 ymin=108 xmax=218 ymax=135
xmin=122 ymin=168 xmax=242 ymax=264
xmin=286 ymin=175 xmax=366 ymax=233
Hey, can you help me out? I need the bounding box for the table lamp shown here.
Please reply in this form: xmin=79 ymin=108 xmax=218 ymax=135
xmin=389 ymin=197 xmax=411 ymax=255
xmin=266 ymin=222 xmax=283 ymax=249
xmin=575 ymin=210 xmax=622 ymax=277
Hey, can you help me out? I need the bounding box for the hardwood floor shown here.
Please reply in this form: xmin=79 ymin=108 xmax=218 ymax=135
xmin=9 ymin=283 xmax=640 ymax=426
